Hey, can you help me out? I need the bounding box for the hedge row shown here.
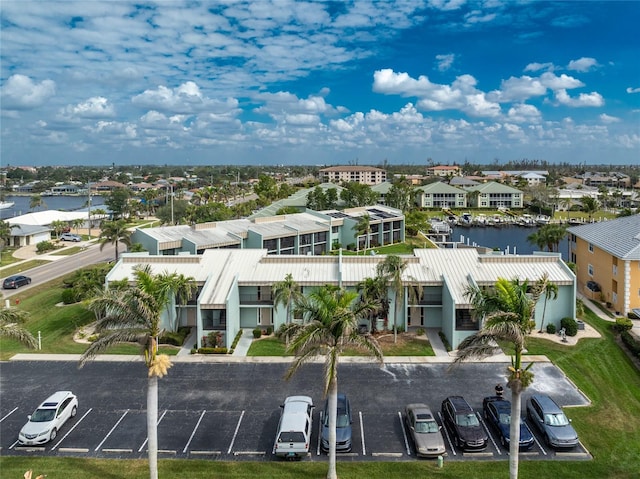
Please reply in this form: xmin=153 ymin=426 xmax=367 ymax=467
xmin=621 ymin=330 xmax=640 ymax=359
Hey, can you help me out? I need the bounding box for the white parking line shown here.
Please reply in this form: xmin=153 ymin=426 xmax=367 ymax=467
xmin=398 ymin=411 xmax=411 ymax=456
xmin=1 ymin=407 xmax=18 ymax=423
xmin=525 ymin=418 xmax=547 ymax=455
xmin=227 ymin=410 xmax=245 ymax=454
xmin=183 ymin=410 xmax=206 ymax=454
xmin=437 ymin=411 xmax=456 ymax=456
xmin=359 ymin=411 xmax=366 ymax=456
xmin=138 ymin=409 xmax=168 ymax=453
xmin=95 ymin=409 xmax=129 ymax=452
xmin=51 ymin=408 xmax=93 ymax=451
xmin=317 ymin=410 xmax=323 ymax=455
xmin=477 ymin=411 xmax=500 ymax=456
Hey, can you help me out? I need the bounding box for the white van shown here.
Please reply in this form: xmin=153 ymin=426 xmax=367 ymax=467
xmin=273 ymin=395 xmax=314 ymax=459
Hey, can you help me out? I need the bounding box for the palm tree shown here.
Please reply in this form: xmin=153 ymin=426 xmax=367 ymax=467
xmin=580 ymin=196 xmax=600 ymax=222
xmin=0 ymin=306 xmax=37 ymax=348
xmin=80 ymin=266 xmax=195 ymax=479
xmin=356 ymin=275 xmax=389 ymax=333
xmin=272 ymin=273 xmax=302 ymax=344
xmin=456 ymin=277 xmax=545 ymax=479
xmin=287 ymin=285 xmax=383 ymax=479
xmin=377 ymin=254 xmax=408 ymax=343
xmin=72 ymin=218 xmax=85 ymax=235
xmin=29 ymin=194 xmax=46 ymax=211
xmin=99 ymin=219 xmax=133 ymax=262
xmin=527 ymin=224 xmax=567 ymax=252
xmin=0 ymin=219 xmax=13 ymax=248
xmin=355 ymin=214 xmax=371 ymax=254
xmin=50 ymin=220 xmax=67 ymax=239
xmin=537 ymin=274 xmax=558 ymax=333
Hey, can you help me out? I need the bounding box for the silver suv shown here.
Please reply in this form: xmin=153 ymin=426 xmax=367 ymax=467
xmin=60 ymin=233 xmax=82 ymax=242
xmin=526 ymin=394 xmax=579 ymax=448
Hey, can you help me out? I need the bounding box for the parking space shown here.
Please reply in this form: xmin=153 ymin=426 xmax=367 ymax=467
xmin=0 ymin=360 xmax=592 ymax=462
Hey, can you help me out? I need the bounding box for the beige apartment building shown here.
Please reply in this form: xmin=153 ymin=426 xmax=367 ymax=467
xmin=319 ymin=166 xmax=386 ymax=185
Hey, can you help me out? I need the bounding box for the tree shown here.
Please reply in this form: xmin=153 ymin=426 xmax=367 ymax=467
xmin=105 ymin=188 xmax=131 ymax=219
xmin=72 ymin=218 xmax=85 ymax=235
xmin=80 ymin=266 xmax=195 ymax=479
xmin=0 ymin=220 xmax=13 ymax=248
xmin=272 ymin=273 xmax=302 ymax=344
xmin=527 ymin=224 xmax=567 ymax=252
xmin=0 ymin=306 xmax=37 ymax=348
xmin=339 ymin=182 xmax=378 ymax=207
xmin=155 ymin=199 xmax=189 ymax=225
xmin=385 ymin=177 xmax=416 ymax=212
xmin=404 ymin=211 xmax=429 ymax=237
xmin=537 ymin=273 xmax=558 ymax=333
xmin=50 ymin=220 xmax=67 ymax=239
xmin=287 ymin=285 xmax=383 ymax=479
xmin=253 ymin=175 xmax=278 ymax=205
xmin=29 ymin=194 xmax=46 ymax=211
xmin=356 ymin=275 xmax=389 ymax=333
xmin=580 ymin=196 xmax=600 ymax=221
xmin=355 ymin=214 xmax=371 ymax=254
xmin=377 ymin=254 xmax=408 ymax=343
xmin=99 ymin=219 xmax=132 ymax=262
xmin=456 ymin=277 xmax=545 ymax=479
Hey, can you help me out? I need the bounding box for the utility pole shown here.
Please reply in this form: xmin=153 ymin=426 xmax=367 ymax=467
xmin=87 ymin=187 xmax=92 ymax=239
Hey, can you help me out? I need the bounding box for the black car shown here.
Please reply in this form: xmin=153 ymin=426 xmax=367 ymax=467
xmin=321 ymin=393 xmax=353 ymax=452
xmin=2 ymin=275 xmax=31 ymax=289
xmin=482 ymin=396 xmax=534 ymax=450
xmin=441 ymin=396 xmax=488 ymax=451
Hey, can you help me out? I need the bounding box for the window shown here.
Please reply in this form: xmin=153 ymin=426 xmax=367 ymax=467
xmin=588 ymin=243 xmax=594 ymax=252
xmin=588 ymin=264 xmax=594 ymax=276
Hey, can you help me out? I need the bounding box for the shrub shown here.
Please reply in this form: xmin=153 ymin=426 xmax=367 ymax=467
xmin=614 ymin=317 xmax=633 ymax=332
xmin=197 ymin=347 xmax=228 ymax=354
xmin=438 ymin=331 xmax=452 ymax=352
xmin=560 ymin=317 xmax=578 ymax=337
xmin=159 ymin=327 xmax=191 ymax=346
xmin=231 ymin=330 xmax=243 ymax=349
xmin=628 ymin=311 xmax=639 ymax=320
xmin=266 ymin=326 xmax=273 ymax=335
xmin=36 ymin=241 xmax=55 ymax=253
xmin=546 ymin=323 xmax=557 ymax=334
xmin=61 ymin=289 xmax=78 ymax=304
xmin=252 ymin=327 xmax=262 ymax=339
xmin=621 ymin=330 xmax=640 ymax=358
xmin=415 ymin=327 xmax=425 ymax=336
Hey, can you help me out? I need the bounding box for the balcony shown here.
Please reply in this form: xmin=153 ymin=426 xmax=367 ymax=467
xmin=239 ymin=293 xmax=273 ymax=305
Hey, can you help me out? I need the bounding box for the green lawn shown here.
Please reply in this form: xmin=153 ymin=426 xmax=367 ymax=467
xmin=0 ymin=258 xmax=50 ymax=277
xmin=50 ymin=245 xmax=84 ymax=256
xmin=247 ymin=337 xmax=289 ymax=356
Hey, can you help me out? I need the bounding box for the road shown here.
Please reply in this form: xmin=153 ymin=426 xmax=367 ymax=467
xmin=1 ymin=242 xmax=117 ymax=299
xmin=0 ymin=360 xmax=592 ymax=462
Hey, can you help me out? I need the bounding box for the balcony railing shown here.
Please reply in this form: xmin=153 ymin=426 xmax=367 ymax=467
xmin=239 ymin=294 xmax=273 ymax=304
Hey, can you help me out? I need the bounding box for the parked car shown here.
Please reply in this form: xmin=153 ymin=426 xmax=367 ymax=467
xmin=3 ymin=275 xmax=31 ymax=289
xmin=441 ymin=396 xmax=488 ymax=451
xmin=60 ymin=233 xmax=82 ymax=242
xmin=405 ymin=403 xmax=446 ymax=457
xmin=526 ymin=394 xmax=579 ymax=449
xmin=321 ymin=393 xmax=353 ymax=452
xmin=18 ymin=391 xmax=78 ymax=445
xmin=274 ymin=395 xmax=314 ymax=460
xmin=482 ymin=396 xmax=534 ymax=450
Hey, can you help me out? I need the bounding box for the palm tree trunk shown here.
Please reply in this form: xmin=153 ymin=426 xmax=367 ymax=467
xmin=148 ymin=375 xmax=159 ymax=479
xmin=327 ymin=379 xmax=338 ymax=479
xmin=509 ymin=380 xmax=523 ymax=479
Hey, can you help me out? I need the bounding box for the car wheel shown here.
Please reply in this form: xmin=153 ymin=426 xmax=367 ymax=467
xmin=71 ymin=406 xmax=77 ymax=417
xmin=27 ymin=279 xmax=31 ymax=284
xmin=50 ymin=428 xmax=57 ymax=441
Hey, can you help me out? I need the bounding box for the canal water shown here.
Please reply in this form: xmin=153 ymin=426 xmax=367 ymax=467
xmin=451 ymin=225 xmax=570 ymax=261
xmin=0 ymin=195 xmax=106 ymax=220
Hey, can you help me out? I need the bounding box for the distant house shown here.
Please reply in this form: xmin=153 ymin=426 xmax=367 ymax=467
xmin=319 ymin=166 xmax=386 ymax=185
xmin=7 ymin=224 xmax=51 ymax=247
xmin=568 ymin=215 xmax=640 ymax=315
xmin=426 ymin=165 xmax=461 ymax=177
xmin=465 ymin=182 xmax=523 ymax=209
xmin=416 ymin=182 xmax=467 ymax=209
xmin=91 ymin=181 xmax=127 ymax=193
xmin=518 ymin=172 xmax=546 ymax=187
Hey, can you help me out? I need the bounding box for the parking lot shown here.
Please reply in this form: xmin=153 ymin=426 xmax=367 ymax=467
xmin=0 ymin=360 xmax=592 ymax=462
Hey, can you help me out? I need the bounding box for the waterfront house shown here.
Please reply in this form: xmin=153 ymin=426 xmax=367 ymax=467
xmin=568 ymin=215 xmax=640 ymax=315
xmin=465 ymin=182 xmax=523 ymax=209
xmin=415 ymin=182 xmax=467 ymax=209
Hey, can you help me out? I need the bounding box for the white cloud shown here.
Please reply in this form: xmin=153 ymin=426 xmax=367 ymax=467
xmin=555 ymin=89 xmax=604 ymax=107
xmin=507 ymin=104 xmax=542 ymax=123
xmin=567 ymin=57 xmax=598 ymax=72
xmin=428 ymin=0 xmax=466 ymax=11
xmin=524 ymin=62 xmax=554 ymax=72
xmin=599 ymin=114 xmax=620 ymax=123
xmin=435 ymin=53 xmax=455 ymax=72
xmin=60 ymin=97 xmax=115 ymax=119
xmin=627 ymin=87 xmax=640 ymax=94
xmin=1 ymin=74 xmax=56 ymax=110
xmin=539 ymin=72 xmax=584 ymax=90
xmin=132 ymin=81 xmax=239 ymax=115
xmin=464 ymin=10 xmax=497 ymax=25
xmin=492 ymin=76 xmax=547 ymax=102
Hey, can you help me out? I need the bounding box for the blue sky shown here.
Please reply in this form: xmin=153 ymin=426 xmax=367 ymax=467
xmin=1 ymin=0 xmax=639 ymax=167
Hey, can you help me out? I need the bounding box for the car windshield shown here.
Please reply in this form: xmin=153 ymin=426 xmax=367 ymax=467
xmin=324 ymin=412 xmax=350 ymax=428
xmin=30 ymin=409 xmax=56 ymax=422
xmin=415 ymin=420 xmax=439 ymax=433
xmin=499 ymin=413 xmax=511 ymax=425
xmin=456 ymin=413 xmax=479 ymax=427
xmin=544 ymin=413 xmax=570 ymax=426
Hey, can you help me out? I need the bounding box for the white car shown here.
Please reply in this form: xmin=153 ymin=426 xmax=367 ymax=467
xmin=60 ymin=233 xmax=82 ymax=242
xmin=18 ymin=391 xmax=78 ymax=445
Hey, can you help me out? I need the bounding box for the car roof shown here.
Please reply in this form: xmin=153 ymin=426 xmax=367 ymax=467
xmin=39 ymin=390 xmax=74 ymax=408
xmin=5 ymin=275 xmax=26 ymax=280
xmin=446 ymin=396 xmax=473 ymax=412
xmin=407 ymin=403 xmax=435 ymax=420
xmin=531 ymin=394 xmax=563 ymax=413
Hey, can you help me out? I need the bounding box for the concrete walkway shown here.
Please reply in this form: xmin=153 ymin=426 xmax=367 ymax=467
xmin=426 ymin=328 xmax=449 ymax=357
